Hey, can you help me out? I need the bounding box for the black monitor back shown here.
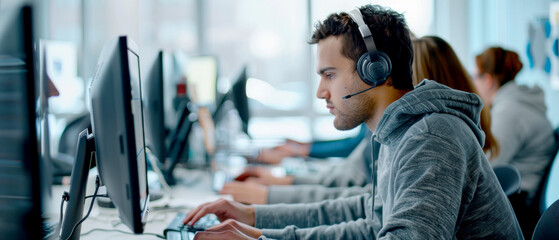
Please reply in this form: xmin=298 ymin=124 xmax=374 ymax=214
xmin=214 ymin=66 xmax=250 ymax=135
xmin=143 ymin=51 xmax=166 ymax=163
xmin=231 ymin=66 xmax=249 ymax=135
xmin=89 ymin=36 xmax=149 ymax=233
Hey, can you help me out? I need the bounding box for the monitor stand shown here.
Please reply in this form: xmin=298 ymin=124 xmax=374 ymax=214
xmin=165 ymin=100 xmax=196 ymax=185
xmin=97 ymin=148 xmax=171 ymax=209
xmin=96 ymin=188 xmax=166 ymax=208
xmin=59 ymin=129 xmax=96 ymax=240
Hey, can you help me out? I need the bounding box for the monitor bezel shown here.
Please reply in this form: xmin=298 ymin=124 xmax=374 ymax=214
xmin=119 ymin=37 xmax=149 ymax=233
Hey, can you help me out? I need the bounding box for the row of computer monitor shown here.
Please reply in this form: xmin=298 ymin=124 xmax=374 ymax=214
xmin=148 ymin=50 xmax=249 ymax=185
xmin=0 ymin=3 xmax=249 ymax=239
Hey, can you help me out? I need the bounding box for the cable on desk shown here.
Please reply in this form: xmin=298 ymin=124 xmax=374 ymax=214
xmin=55 ymin=191 xmax=70 ymax=239
xmin=80 ymin=228 xmax=165 ymax=239
xmin=85 ymin=194 xmax=109 ymax=199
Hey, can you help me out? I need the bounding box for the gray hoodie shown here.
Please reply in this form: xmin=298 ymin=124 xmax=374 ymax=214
xmin=490 ymin=82 xmax=556 ymax=202
xmin=256 ymin=80 xmax=523 ymax=239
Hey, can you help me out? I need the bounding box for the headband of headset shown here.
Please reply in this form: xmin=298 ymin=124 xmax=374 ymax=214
xmin=347 ymin=9 xmax=379 ymax=62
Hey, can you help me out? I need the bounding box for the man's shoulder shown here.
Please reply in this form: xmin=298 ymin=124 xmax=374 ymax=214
xmin=390 ymin=113 xmax=483 ymax=170
xmin=408 ymin=112 xmax=473 ymax=138
xmin=397 ymin=112 xmax=482 ymax=155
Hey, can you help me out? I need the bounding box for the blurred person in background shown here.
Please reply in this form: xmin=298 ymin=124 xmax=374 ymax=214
xmin=255 ymin=124 xmax=367 ymax=164
xmin=411 ymin=35 xmax=500 ymax=159
xmin=221 ymin=128 xmax=373 ymax=204
xmin=473 ymin=47 xmax=556 ymax=205
xmin=473 ymin=47 xmax=558 ymax=238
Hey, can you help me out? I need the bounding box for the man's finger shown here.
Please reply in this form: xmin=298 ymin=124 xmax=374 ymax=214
xmin=184 ymin=203 xmax=205 ymax=225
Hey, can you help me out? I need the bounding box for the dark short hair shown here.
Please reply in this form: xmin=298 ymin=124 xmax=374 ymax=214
xmin=310 ymin=4 xmax=414 ymax=90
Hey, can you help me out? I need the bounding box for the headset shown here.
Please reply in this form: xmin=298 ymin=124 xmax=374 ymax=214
xmin=343 ymin=8 xmax=392 ymax=99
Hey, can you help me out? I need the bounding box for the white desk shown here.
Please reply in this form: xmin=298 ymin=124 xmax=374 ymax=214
xmin=46 ymin=168 xmax=227 ymax=239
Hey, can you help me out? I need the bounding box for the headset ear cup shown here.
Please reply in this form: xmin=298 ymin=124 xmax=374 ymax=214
xmin=356 ymin=54 xmax=373 ymax=85
xmin=375 ymin=51 xmax=392 ymax=81
xmin=356 ymin=52 xmax=392 ymax=87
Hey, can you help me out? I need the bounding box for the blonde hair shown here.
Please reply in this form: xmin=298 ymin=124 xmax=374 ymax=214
xmin=412 ymin=36 xmax=500 ymax=159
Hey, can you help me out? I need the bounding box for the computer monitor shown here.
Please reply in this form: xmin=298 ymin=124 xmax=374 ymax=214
xmin=60 ymin=36 xmax=149 ymax=238
xmin=0 ymin=4 xmax=44 ymax=239
xmin=143 ymin=51 xmax=166 ymax=164
xmin=214 ymin=65 xmax=250 ymax=135
xmin=89 ymin=35 xmax=149 ymax=232
xmin=185 ymin=55 xmax=218 ymax=107
xmin=230 ymin=66 xmax=249 ymax=135
xmin=160 ymin=55 xmax=218 ymax=185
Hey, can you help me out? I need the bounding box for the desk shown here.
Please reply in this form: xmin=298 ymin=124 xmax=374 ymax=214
xmin=46 ymin=168 xmax=228 ymax=239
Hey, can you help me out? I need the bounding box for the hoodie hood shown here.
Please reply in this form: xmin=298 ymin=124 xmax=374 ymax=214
xmin=374 ymin=80 xmax=485 ymax=146
xmin=493 ymin=81 xmax=546 ymax=115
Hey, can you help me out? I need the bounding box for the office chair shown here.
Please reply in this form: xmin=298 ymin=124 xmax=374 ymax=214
xmin=58 ymin=112 xmax=92 ymax=157
xmin=538 ymin=129 xmax=559 ymax=214
xmin=509 ymin=127 xmax=559 ymax=239
xmin=49 ymin=112 xmax=92 ymax=181
xmin=493 ymin=164 xmax=521 ymax=197
xmin=532 ymin=199 xmax=559 ymax=240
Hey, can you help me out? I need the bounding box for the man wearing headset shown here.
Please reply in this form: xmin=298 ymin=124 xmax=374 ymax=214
xmin=183 ymin=5 xmax=523 ymax=239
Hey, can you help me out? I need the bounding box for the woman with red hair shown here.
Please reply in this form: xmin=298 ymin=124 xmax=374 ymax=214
xmin=473 ymin=47 xmax=556 ymax=208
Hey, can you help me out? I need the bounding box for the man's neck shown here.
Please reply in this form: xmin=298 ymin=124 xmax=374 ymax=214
xmin=365 ymin=86 xmax=410 ymax=132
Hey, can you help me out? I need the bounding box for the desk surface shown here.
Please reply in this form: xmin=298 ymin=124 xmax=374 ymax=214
xmin=46 ymin=168 xmax=227 ymax=239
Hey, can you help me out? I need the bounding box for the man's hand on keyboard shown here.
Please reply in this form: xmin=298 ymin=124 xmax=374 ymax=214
xmin=184 ymin=198 xmax=255 ymax=227
xmin=193 ymin=219 xmax=262 ymax=240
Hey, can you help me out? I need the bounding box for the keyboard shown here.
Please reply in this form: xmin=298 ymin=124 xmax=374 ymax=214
xmin=164 ymin=212 xmax=220 ymax=240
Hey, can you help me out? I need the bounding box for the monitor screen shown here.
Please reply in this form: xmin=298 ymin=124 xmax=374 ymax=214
xmin=89 ymin=36 xmax=149 ymax=233
xmin=213 ymin=66 xmax=250 ymax=135
xmin=185 ymin=55 xmax=217 ymax=106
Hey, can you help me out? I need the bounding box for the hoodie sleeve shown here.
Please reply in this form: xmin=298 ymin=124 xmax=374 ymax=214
xmin=267 ymin=184 xmax=372 ymax=204
xmin=254 ymin=194 xmax=370 ymax=228
xmin=260 ymin=218 xmax=378 ymax=240
xmin=255 ymin=194 xmax=382 ymax=239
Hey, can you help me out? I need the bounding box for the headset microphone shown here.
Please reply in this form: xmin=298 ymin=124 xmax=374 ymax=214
xmin=342 ymin=86 xmax=375 ymax=99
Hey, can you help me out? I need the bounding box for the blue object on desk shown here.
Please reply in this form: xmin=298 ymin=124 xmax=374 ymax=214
xmin=309 ymin=124 xmax=368 ymax=158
